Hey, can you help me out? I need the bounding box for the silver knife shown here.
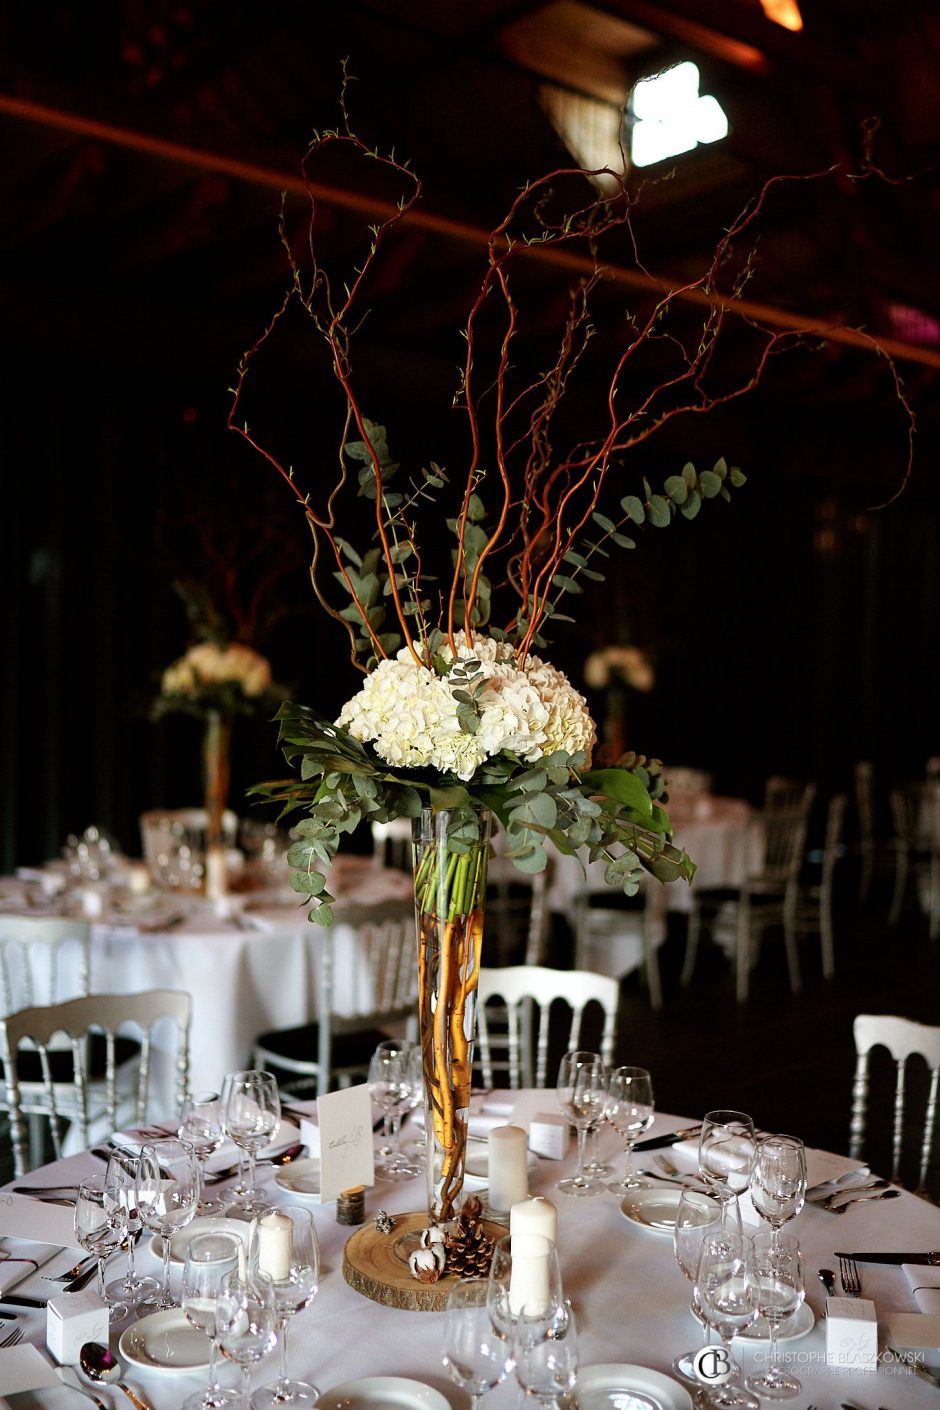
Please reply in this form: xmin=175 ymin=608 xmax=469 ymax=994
xmin=834 ymin=1250 xmax=940 ymax=1264
xmin=633 ymin=1124 xmax=703 ymax=1152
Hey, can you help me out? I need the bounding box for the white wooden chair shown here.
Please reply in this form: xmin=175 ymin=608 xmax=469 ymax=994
xmin=849 ymin=1013 xmax=940 ymax=1194
xmin=251 ymin=898 xmax=418 ymax=1097
xmin=888 ymin=781 xmax=940 ymax=936
xmin=572 ymin=875 xmax=666 ymax=1010
xmin=0 ymin=989 xmax=192 ymax=1177
xmin=794 ymin=792 xmax=846 ymax=980
xmin=475 ymin=965 xmax=619 ymax=1089
xmin=486 ymin=857 xmax=551 ymax=967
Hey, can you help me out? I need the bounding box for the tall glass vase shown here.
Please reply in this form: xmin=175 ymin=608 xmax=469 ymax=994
xmin=203 ymin=709 xmax=232 ymax=900
xmin=412 ymin=806 xmax=491 ymax=1222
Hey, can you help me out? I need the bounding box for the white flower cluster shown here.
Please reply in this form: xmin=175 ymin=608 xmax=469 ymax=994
xmin=336 ymin=632 xmax=596 ymax=781
xmin=584 ymin=644 xmax=654 ymax=692
xmin=161 ymin=641 xmax=272 ymax=698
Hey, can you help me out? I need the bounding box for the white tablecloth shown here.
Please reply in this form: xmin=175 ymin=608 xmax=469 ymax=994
xmin=2 ymin=1097 xmax=938 ymax=1409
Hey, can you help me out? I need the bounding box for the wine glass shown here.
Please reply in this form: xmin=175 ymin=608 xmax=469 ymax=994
xmin=750 ymin=1134 xmax=806 ymax=1247
xmin=180 ymin=1090 xmax=227 ymax=1215
xmin=223 ymin=1070 xmax=282 ymax=1214
xmin=698 ymin=1110 xmax=757 ymax=1229
xmin=512 ymin=1299 xmax=578 ymax=1408
xmin=442 ymin=1277 xmax=514 ymax=1410
xmin=216 ymin=1267 xmax=279 ymax=1406
xmin=104 ymin=1150 xmax=159 ymax=1308
xmin=605 ymin=1065 xmax=654 ymax=1194
xmin=671 ymin=1188 xmax=724 ymax=1382
xmin=369 ymin=1042 xmax=420 ymax=1180
xmin=694 ymin=1230 xmax=759 ymax=1410
xmin=180 ymin=1230 xmax=243 ymax=1410
xmin=555 ymin=1051 xmax=608 ymax=1197
xmin=136 ymin=1137 xmax=201 ymax=1310
xmin=74 ymin=1173 xmax=128 ymax=1320
xmin=249 ymin=1205 xmax=320 ymax=1410
xmin=487 ymin=1233 xmax=564 ymax=1336
xmin=744 ymin=1233 xmax=805 ymax=1401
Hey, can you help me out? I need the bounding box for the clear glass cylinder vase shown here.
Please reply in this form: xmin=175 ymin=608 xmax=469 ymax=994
xmin=412 ymin=805 xmax=491 ymax=1222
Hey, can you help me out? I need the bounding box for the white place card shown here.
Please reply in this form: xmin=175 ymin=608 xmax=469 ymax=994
xmin=0 ymin=1344 xmax=61 ymax=1395
xmin=0 ymin=1194 xmax=80 ymax=1250
xmin=316 ymin=1084 xmax=375 ymax=1202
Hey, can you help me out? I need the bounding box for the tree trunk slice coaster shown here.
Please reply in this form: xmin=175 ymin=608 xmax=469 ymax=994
xmin=342 ymin=1210 xmax=504 ymax=1311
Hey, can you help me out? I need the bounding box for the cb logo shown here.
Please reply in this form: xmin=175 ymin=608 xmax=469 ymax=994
xmin=691 ymin=1346 xmax=734 ymax=1386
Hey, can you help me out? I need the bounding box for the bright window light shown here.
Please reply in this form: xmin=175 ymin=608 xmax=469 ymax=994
xmin=629 ymin=62 xmax=729 ymax=168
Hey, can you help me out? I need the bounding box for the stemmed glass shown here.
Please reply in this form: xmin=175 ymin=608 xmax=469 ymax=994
xmin=442 ymin=1277 xmax=514 ymax=1410
xmin=104 ymin=1150 xmax=159 ymax=1308
xmin=512 ymin=1300 xmax=578 ymax=1408
xmin=605 ymin=1066 xmax=654 ymax=1194
xmin=694 ymin=1230 xmax=760 ymax=1410
xmin=223 ymin=1070 xmax=282 ymax=1214
xmin=180 ymin=1230 xmax=243 ymax=1410
xmin=74 ymin=1173 xmax=128 ymax=1320
xmin=249 ymin=1205 xmax=320 ymax=1409
xmin=698 ymin=1110 xmax=757 ymax=1231
xmin=744 ymin=1233 xmax=805 ymax=1401
xmin=180 ymin=1091 xmax=227 ymax=1215
xmin=216 ymin=1267 xmax=279 ymax=1406
xmin=671 ymin=1188 xmax=724 ymax=1382
xmin=487 ymin=1234 xmax=564 ymax=1335
xmin=136 ymin=1137 xmax=201 ymax=1310
xmin=556 ymin=1051 xmax=608 ymax=1197
xmin=369 ymin=1041 xmax=421 ymax=1180
xmin=749 ymin=1134 xmax=806 ymax=1248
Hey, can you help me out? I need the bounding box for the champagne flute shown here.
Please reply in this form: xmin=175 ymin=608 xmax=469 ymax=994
xmin=555 ymin=1051 xmax=607 ymax=1197
xmin=512 ymin=1299 xmax=578 ymax=1408
xmin=671 ymin=1188 xmax=724 ymax=1383
xmin=749 ymin=1134 xmax=806 ymax=1248
xmin=216 ymin=1267 xmax=279 ymax=1406
xmin=744 ymin=1233 xmax=805 ymax=1401
xmin=104 ymin=1150 xmax=159 ymax=1308
xmin=180 ymin=1090 xmax=227 ymax=1215
xmin=698 ymin=1110 xmax=757 ymax=1230
xmin=249 ymin=1205 xmax=320 ymax=1410
xmin=74 ymin=1173 xmax=128 ymax=1320
xmin=605 ymin=1065 xmax=654 ymax=1194
xmin=136 ymin=1137 xmax=201 ymax=1310
xmin=223 ymin=1070 xmax=282 ymax=1214
xmin=181 ymin=1231 xmax=243 ymax=1410
xmin=442 ymin=1277 xmax=514 ymax=1410
xmin=694 ymin=1230 xmax=759 ymax=1410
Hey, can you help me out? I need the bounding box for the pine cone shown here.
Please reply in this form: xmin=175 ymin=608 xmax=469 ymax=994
xmin=444 ymin=1200 xmax=495 ymax=1277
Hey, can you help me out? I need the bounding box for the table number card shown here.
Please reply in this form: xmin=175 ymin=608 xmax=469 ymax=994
xmin=316 ymin=1084 xmax=375 ymax=1202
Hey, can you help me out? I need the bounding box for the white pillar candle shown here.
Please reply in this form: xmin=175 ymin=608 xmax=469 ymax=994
xmin=257 ymin=1211 xmax=292 ymax=1282
xmin=205 ymin=846 xmax=228 ymax=902
xmin=508 ymin=1231 xmax=552 ymax=1316
xmin=509 ymin=1195 xmax=558 ymax=1245
xmin=487 ymin=1125 xmax=529 ymax=1212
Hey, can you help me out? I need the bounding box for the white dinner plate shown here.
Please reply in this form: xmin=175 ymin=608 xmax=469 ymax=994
xmin=149 ymin=1214 xmax=251 ymax=1265
xmin=619 ymin=1187 xmax=688 ymax=1234
xmin=274 ymin=1157 xmax=322 ymax=1202
xmin=317 ymin=1376 xmax=451 ymax=1410
xmin=576 ymin=1363 xmax=693 ymax=1410
xmin=119 ymin=1309 xmax=211 ymax=1373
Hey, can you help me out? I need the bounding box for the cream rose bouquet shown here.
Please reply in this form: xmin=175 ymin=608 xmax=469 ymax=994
xmin=156 ymin=640 xmax=276 ymax=717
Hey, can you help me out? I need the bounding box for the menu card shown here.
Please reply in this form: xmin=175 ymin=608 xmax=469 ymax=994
xmin=317 ymin=1085 xmax=374 ymax=1202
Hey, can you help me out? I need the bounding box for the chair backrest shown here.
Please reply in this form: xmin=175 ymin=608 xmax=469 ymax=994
xmin=485 ymin=857 xmax=551 ymax=967
xmin=370 ymin=818 xmax=413 ymax=871
xmin=890 ymin=780 xmax=940 ymax=851
xmin=572 ymin=877 xmax=666 ymax=978
xmin=763 ymin=776 xmax=815 ymax=813
xmin=754 ymin=803 xmax=813 ymax=884
xmin=849 ymin=1013 xmax=940 ymax=1192
xmin=0 ymin=989 xmax=192 ymax=1177
xmin=476 ymin=965 xmax=619 ymax=1088
xmin=854 ymin=760 xmax=875 ymax=843
xmin=817 ymin=792 xmax=847 ymax=887
xmin=0 ymin=916 xmax=91 ymax=1015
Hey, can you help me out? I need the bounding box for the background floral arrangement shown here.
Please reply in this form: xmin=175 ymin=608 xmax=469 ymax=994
xmin=584 ymin=644 xmax=655 ymax=694
xmin=155 ymin=640 xmax=278 ymax=719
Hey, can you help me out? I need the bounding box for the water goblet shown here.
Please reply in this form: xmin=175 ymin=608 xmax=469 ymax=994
xmin=74 ymin=1173 xmax=128 ymax=1320
xmin=698 ymin=1110 xmax=757 ymax=1230
xmin=442 ymin=1277 xmax=514 ymax=1410
xmin=513 ymin=1298 xmax=578 ymax=1408
xmin=694 ymin=1230 xmax=760 ymax=1410
xmin=369 ymin=1040 xmax=421 ymax=1180
xmin=217 ymin=1267 xmax=279 ymax=1406
xmin=135 ymin=1137 xmax=201 ymax=1310
xmin=249 ymin=1205 xmax=320 ymax=1410
xmin=671 ymin=1188 xmax=724 ymax=1383
xmin=605 ymin=1065 xmax=654 ymax=1194
xmin=749 ymin=1134 xmax=806 ymax=1247
xmin=744 ymin=1233 xmax=805 ymax=1401
xmin=223 ymin=1070 xmax=282 ymax=1214
xmin=104 ymin=1150 xmax=159 ymax=1308
xmin=487 ymin=1233 xmax=564 ymax=1338
xmin=180 ymin=1091 xmax=227 ymax=1215
xmin=555 ymin=1051 xmax=607 ymax=1197
xmin=181 ymin=1230 xmax=243 ymax=1410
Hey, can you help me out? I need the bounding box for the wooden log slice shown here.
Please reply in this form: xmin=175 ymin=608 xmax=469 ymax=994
xmin=342 ymin=1210 xmax=504 ymax=1311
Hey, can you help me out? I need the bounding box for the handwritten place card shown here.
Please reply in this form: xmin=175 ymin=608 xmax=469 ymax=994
xmin=316 ymin=1084 xmax=375 ymax=1203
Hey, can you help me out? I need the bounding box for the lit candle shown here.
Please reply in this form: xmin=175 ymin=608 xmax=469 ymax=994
xmin=487 ymin=1126 xmax=529 ymax=1212
xmin=257 ymin=1210 xmax=292 ymax=1282
xmin=509 ymin=1195 xmax=558 ymax=1244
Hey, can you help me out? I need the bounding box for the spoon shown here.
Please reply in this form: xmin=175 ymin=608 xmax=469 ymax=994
xmin=56 ymin=1364 xmax=110 ymax=1410
xmin=80 ymin=1342 xmax=155 ymax=1410
xmin=830 ymin=1188 xmax=902 ymax=1214
xmin=818 ymin=1267 xmax=836 ymax=1295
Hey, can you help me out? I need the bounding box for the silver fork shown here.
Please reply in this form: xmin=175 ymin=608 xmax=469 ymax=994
xmin=838 ymin=1254 xmax=861 ymax=1296
xmin=42 ymin=1254 xmax=97 ymax=1282
xmin=653 ymin=1155 xmax=704 ymax=1185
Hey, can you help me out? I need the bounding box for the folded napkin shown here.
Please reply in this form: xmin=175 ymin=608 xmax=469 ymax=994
xmin=0 ymin=1345 xmax=60 ymax=1397
xmin=113 ymin=1118 xmax=302 ymax=1168
xmin=903 ymin=1263 xmax=940 ymax=1313
xmin=0 ymin=1195 xmax=80 ymax=1251
xmin=0 ymin=1237 xmax=59 ymax=1294
xmin=804 ymin=1148 xmax=869 ymax=1197
xmin=111 ymin=1120 xmax=182 ymax=1154
xmin=410 ymin=1099 xmax=516 ymax=1140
